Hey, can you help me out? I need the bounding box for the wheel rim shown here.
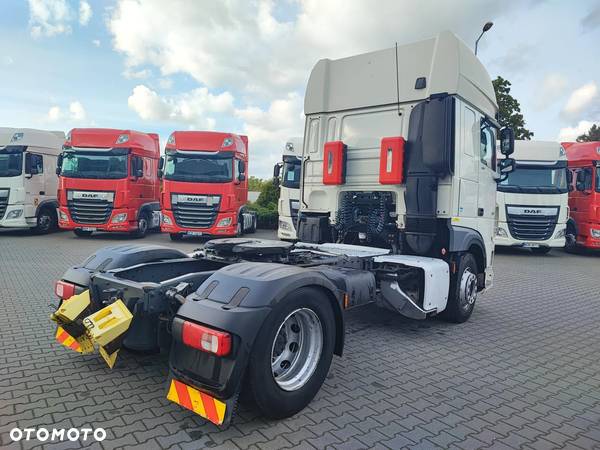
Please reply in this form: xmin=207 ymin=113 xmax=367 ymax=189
xmin=271 ymin=308 xmax=323 ymax=392
xmin=459 ymin=269 xmax=478 ymax=311
xmin=138 ymin=217 xmax=147 ymax=234
xmin=38 ymin=213 xmax=51 ymax=231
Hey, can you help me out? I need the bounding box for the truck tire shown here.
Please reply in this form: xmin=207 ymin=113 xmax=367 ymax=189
xmin=73 ymin=229 xmax=93 ymax=237
xmin=531 ymin=247 xmax=551 ymax=255
xmin=170 ymin=233 xmax=183 ymax=241
xmin=34 ymin=207 xmax=56 ymax=234
xmin=132 ymin=212 xmax=149 ymax=238
xmin=440 ymin=253 xmax=478 ymax=324
xmin=247 ymin=287 xmax=336 ymax=419
xmin=247 ymin=214 xmax=257 ymax=234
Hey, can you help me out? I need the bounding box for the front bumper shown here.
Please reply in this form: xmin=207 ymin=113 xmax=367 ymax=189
xmin=277 ymin=215 xmax=298 ymax=240
xmin=58 ymin=207 xmax=137 ymax=232
xmin=495 ymin=223 xmax=566 ymax=248
xmin=161 ymin=210 xmax=237 ymax=237
xmin=0 ymin=204 xmax=36 ymax=228
xmin=576 ymin=223 xmax=600 ymax=249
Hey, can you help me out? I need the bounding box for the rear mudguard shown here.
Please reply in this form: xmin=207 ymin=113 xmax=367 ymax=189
xmin=170 ymin=262 xmax=347 ymax=400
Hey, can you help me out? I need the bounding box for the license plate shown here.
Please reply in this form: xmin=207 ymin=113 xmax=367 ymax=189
xmin=187 ymin=231 xmax=203 ymax=236
xmin=80 ymin=227 xmax=96 ymax=232
xmin=167 ymin=379 xmax=226 ymax=425
xmin=522 ymin=243 xmax=540 ymax=248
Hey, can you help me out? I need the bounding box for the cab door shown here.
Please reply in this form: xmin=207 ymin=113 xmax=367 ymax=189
xmin=457 ymin=104 xmax=479 ymax=218
xmin=476 ymin=119 xmax=498 ymax=263
xmin=572 ymin=167 xmax=592 ymax=227
xmin=24 ymin=151 xmax=45 ymax=215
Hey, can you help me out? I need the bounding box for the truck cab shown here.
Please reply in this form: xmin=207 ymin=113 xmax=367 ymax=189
xmin=0 ymin=127 xmax=64 ymax=233
xmin=565 ymin=141 xmax=600 ymax=249
xmin=298 ymin=31 xmax=514 ymax=292
xmin=274 ymin=138 xmax=303 ymax=240
xmin=495 ymin=141 xmax=569 ymax=254
xmin=57 ymin=128 xmax=161 ymax=238
xmin=160 ymin=131 xmax=256 ymax=240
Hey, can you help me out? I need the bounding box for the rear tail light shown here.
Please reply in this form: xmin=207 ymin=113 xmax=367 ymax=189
xmin=55 ymin=280 xmax=76 ymax=299
xmin=181 ymin=320 xmax=231 ymax=356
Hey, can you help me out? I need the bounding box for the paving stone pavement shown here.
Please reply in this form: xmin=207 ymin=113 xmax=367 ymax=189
xmin=0 ymin=229 xmax=599 ymax=450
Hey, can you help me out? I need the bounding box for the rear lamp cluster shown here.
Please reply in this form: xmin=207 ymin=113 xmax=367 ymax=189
xmin=173 ymin=317 xmax=231 ymax=356
xmin=55 ymin=280 xmax=75 ymax=299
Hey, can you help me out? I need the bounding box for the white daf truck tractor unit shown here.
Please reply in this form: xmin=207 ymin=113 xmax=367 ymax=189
xmin=274 ymin=137 xmax=303 ymax=240
xmin=49 ymin=31 xmax=515 ymax=428
xmin=0 ymin=127 xmax=65 ymax=233
xmin=495 ymin=140 xmax=569 ymax=254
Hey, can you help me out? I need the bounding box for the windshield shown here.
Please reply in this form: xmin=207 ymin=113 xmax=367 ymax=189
xmin=164 ymin=152 xmax=233 ymax=183
xmin=499 ymin=164 xmax=568 ymax=194
xmin=282 ymin=159 xmax=301 ymax=189
xmin=0 ymin=146 xmax=24 ymax=177
xmin=60 ymin=149 xmax=129 ymax=179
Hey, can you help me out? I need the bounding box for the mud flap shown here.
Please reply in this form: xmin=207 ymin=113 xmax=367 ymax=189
xmin=166 ymin=377 xmax=238 ymax=428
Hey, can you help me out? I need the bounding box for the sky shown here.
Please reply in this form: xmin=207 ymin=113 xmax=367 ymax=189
xmin=0 ymin=0 xmax=599 ymax=178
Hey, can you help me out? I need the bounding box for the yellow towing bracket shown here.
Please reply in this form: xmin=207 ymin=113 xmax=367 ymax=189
xmin=51 ymin=291 xmax=134 ymax=368
xmin=83 ymin=300 xmax=133 ymax=368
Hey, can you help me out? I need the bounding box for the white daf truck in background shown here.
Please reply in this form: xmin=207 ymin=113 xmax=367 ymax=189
xmin=0 ymin=128 xmax=65 ymax=233
xmin=51 ymin=31 xmax=517 ymax=426
xmin=495 ymin=140 xmax=569 ymax=254
xmin=274 ymin=138 xmax=303 ymax=240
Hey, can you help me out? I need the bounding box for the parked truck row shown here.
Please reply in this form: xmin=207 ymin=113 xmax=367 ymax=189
xmin=3 ymin=30 xmax=596 ymax=430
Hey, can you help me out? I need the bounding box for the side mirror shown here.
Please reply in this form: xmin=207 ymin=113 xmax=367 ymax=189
xmin=135 ymin=169 xmax=143 ymax=178
xmin=566 ymin=169 xmax=573 ymax=185
xmin=273 ymin=162 xmax=281 ymax=179
xmin=497 ymin=157 xmax=515 ymax=182
xmin=238 ymin=173 xmax=246 ymax=182
xmin=499 ymin=127 xmax=515 ymax=156
xmin=157 ymin=169 xmax=163 ymax=178
xmin=56 ymin=154 xmax=63 ymax=176
xmin=158 ymin=156 xmax=164 ymax=170
xmin=239 ymin=160 xmax=246 ymax=174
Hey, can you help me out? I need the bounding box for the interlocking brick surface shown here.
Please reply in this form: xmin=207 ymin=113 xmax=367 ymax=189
xmin=1 ymin=229 xmax=599 ymax=449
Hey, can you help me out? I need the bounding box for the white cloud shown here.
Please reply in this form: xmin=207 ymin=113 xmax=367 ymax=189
xmin=47 ymin=105 xmax=62 ymax=121
xmin=562 ymin=82 xmax=598 ymax=117
xmin=79 ymin=0 xmax=92 ymax=26
xmin=92 ymin=39 xmax=100 ymax=47
xmin=69 ymin=101 xmax=86 ymax=120
xmin=123 ymin=68 xmax=152 ymax=79
xmin=534 ymin=73 xmax=568 ymax=110
xmin=127 ymin=84 xmax=234 ymax=130
xmin=558 ymin=120 xmax=599 ymax=142
xmin=158 ymin=78 xmax=173 ymax=89
xmin=47 ymin=101 xmax=87 ymax=122
xmin=28 ymin=0 xmax=73 ymax=37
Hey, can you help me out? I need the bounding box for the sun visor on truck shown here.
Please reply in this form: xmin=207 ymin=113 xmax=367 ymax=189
xmin=379 ymin=137 xmax=405 ymax=184
xmin=323 ymin=141 xmax=347 ymax=185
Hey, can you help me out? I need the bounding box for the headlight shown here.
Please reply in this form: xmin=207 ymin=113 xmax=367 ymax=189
xmin=279 ymin=220 xmax=291 ymax=230
xmin=591 ymin=229 xmax=600 ymax=239
xmin=6 ymin=209 xmax=23 ymax=219
xmin=217 ymin=217 xmax=232 ymax=227
xmin=162 ymin=215 xmax=173 ymax=225
xmin=495 ymin=227 xmax=507 ymax=237
xmin=59 ymin=211 xmax=68 ymax=221
xmin=555 ymin=228 xmax=566 ymax=239
xmin=111 ymin=213 xmax=128 ymax=223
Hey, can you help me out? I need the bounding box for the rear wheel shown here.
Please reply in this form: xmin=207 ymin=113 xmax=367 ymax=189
xmin=34 ymin=208 xmax=56 ymax=234
xmin=247 ymin=287 xmax=336 ymax=419
xmin=565 ymin=222 xmax=579 ymax=253
xmin=531 ymin=247 xmax=551 ymax=255
xmin=73 ymin=229 xmax=93 ymax=237
xmin=441 ymin=253 xmax=478 ymax=323
xmin=169 ymin=233 xmax=183 ymax=241
xmin=247 ymin=214 xmax=257 ymax=234
xmin=236 ymin=218 xmax=243 ymax=237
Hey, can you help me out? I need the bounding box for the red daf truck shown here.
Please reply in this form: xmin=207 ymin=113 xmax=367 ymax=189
xmin=159 ymin=131 xmax=256 ymax=240
xmin=57 ymin=128 xmax=161 ymax=238
xmin=565 ymin=141 xmax=600 ymax=249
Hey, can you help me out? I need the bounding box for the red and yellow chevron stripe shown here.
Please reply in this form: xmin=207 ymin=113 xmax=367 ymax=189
xmin=55 ymin=326 xmax=82 ymax=352
xmin=167 ymin=379 xmax=226 ymax=425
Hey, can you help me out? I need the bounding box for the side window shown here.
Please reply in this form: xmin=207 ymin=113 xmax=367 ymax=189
xmin=463 ymin=107 xmax=476 ymax=156
xmin=31 ymin=154 xmax=43 ymax=174
xmin=480 ymin=123 xmax=495 ymax=169
xmin=234 ymin=159 xmax=241 ymax=179
xmin=308 ymin=118 xmax=320 ymax=153
xmin=130 ymin=156 xmax=143 ymax=176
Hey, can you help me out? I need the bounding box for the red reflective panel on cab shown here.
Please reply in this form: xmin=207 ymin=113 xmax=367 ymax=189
xmin=323 ymin=141 xmax=347 ymax=185
xmin=379 ymin=137 xmax=405 ymax=184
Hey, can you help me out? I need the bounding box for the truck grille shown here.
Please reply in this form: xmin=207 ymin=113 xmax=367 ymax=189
xmin=506 ymin=206 xmax=559 ymax=241
xmin=68 ymin=198 xmax=114 ymax=224
xmin=172 ymin=197 xmax=220 ymax=229
xmin=0 ymin=190 xmax=8 ymax=220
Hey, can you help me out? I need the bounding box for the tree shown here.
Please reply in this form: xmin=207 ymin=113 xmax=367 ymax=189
xmin=248 ymin=176 xmax=267 ymax=191
xmin=492 ymin=76 xmax=534 ymax=140
xmin=576 ymin=124 xmax=600 ymax=142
